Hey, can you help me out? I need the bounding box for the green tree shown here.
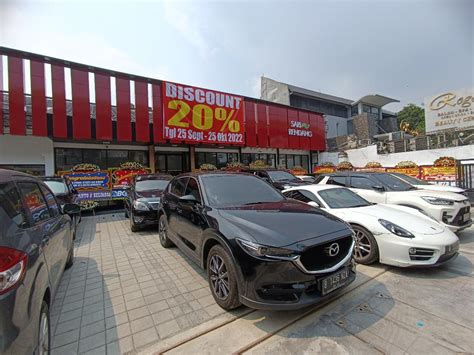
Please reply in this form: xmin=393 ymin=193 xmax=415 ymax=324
xmin=397 ymin=103 xmax=425 ymax=133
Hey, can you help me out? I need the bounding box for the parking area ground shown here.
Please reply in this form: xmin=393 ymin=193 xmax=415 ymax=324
xmin=51 ymin=214 xmax=474 ymax=354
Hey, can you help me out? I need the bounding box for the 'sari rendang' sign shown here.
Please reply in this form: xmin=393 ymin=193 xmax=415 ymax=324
xmin=162 ymin=81 xmax=245 ymax=145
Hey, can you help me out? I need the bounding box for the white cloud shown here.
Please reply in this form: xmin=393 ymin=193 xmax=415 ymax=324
xmin=162 ymin=0 xmax=217 ymax=60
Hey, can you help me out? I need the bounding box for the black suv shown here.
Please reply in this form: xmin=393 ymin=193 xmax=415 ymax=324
xmin=125 ymin=173 xmax=173 ymax=232
xmin=248 ymin=169 xmax=311 ymax=190
xmin=0 ymin=169 xmax=80 ymax=354
xmin=158 ymin=172 xmax=356 ymax=311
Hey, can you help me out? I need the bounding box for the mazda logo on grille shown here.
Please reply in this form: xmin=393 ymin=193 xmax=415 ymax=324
xmin=325 ymin=243 xmax=340 ymax=257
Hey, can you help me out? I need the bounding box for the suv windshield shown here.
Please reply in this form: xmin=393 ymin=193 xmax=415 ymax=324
xmin=136 ymin=179 xmax=169 ymax=192
xmin=202 ymin=175 xmax=285 ymax=208
xmin=392 ymin=173 xmax=430 ymax=185
xmin=43 ymin=180 xmax=68 ymax=195
xmin=318 ymin=188 xmax=371 ymax=209
xmin=374 ymin=174 xmax=416 ymax=191
xmin=267 ymin=170 xmax=298 ymax=182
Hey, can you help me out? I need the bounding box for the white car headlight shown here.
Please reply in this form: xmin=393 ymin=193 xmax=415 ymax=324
xmin=378 ymin=219 xmax=414 ymax=238
xmin=421 ymin=196 xmax=454 ymax=205
xmin=133 ymin=200 xmax=149 ymax=211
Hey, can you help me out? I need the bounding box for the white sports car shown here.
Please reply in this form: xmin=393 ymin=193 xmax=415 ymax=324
xmin=282 ymin=184 xmax=460 ymax=267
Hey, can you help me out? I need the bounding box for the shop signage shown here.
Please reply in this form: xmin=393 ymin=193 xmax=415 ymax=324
xmin=162 ymin=81 xmax=245 ymax=145
xmin=288 ymin=121 xmax=312 ymax=137
xmin=424 ymin=88 xmax=474 ymax=133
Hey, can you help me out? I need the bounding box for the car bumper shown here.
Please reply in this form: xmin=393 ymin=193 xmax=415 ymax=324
xmin=236 ymin=255 xmax=356 ymax=311
xmin=376 ymin=230 xmax=460 ymax=267
xmin=427 ymin=201 xmax=471 ymax=232
xmin=132 ymin=209 xmax=159 ymax=226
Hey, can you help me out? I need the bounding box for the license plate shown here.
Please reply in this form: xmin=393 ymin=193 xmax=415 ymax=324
xmin=320 ymin=268 xmax=350 ymax=296
xmin=463 ymin=212 xmax=470 ymax=221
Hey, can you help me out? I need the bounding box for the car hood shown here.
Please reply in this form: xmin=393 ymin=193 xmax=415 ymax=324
xmin=217 ymin=200 xmax=350 ymax=247
xmin=389 ymin=189 xmax=467 ymax=202
xmin=333 ymin=204 xmax=445 ymax=235
xmin=415 ymin=184 xmax=465 ymax=193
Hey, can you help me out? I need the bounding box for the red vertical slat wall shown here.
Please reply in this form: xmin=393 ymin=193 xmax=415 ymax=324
xmin=0 ymin=55 xmax=3 ymax=134
xmin=52 ymin=65 xmax=67 ymax=138
xmin=71 ymin=69 xmax=91 ymax=139
xmin=316 ymin=114 xmax=326 ymax=150
xmin=134 ymin=81 xmax=149 ymax=143
xmin=256 ymin=103 xmax=269 ymax=147
xmin=298 ymin=111 xmax=311 ymax=150
xmin=267 ymin=104 xmax=293 ymax=149
xmin=94 ymin=73 xmax=112 ymax=140
xmin=30 ymin=60 xmax=47 ymax=136
xmin=152 ymin=84 xmax=165 ymax=143
xmin=244 ymin=101 xmax=257 ymax=147
xmin=287 ymin=109 xmax=299 ymax=149
xmin=116 ymin=78 xmax=131 ymax=142
xmin=8 ymin=57 xmax=25 ymax=135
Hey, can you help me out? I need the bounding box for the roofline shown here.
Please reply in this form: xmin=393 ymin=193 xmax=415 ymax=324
xmin=0 ymin=47 xmax=328 ymax=116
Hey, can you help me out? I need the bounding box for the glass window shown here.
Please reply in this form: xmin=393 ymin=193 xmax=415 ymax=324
xmin=217 ymin=153 xmax=228 ymax=169
xmin=55 ymin=148 xmax=83 ymax=171
xmin=373 ymin=174 xmax=414 ymax=191
xmin=267 ymin=170 xmax=298 ymax=181
xmin=350 ymin=177 xmax=374 ymax=190
xmin=301 ymin=156 xmax=309 ymax=170
xmin=327 ymin=176 xmax=346 ymax=186
xmin=40 ymin=185 xmax=60 ymax=217
xmin=83 ymin=149 xmax=107 ymax=169
xmin=285 ymin=189 xmax=316 ymax=203
xmin=362 ymin=105 xmax=371 ymax=113
xmin=0 ymin=182 xmax=28 ymax=227
xmin=392 ymin=173 xmax=430 ymax=186
xmin=18 ymin=182 xmax=51 ymax=224
xmin=371 ymin=107 xmax=379 ymax=115
xmin=351 ymin=105 xmax=359 ymax=117
xmin=169 ymin=177 xmax=188 ymax=197
xmin=294 ymin=155 xmax=302 ymax=167
xmin=167 ymin=155 xmax=183 ymax=172
xmin=129 ymin=151 xmax=149 ymax=166
xmin=43 ymin=180 xmax=68 ymax=195
xmin=156 ymin=155 xmax=166 ymax=172
xmin=286 ymin=155 xmax=294 ymax=169
xmin=135 ymin=179 xmax=170 ymax=192
xmin=202 ymin=175 xmax=284 ymax=208
xmin=278 ymin=154 xmax=286 ymax=169
xmin=185 ymin=178 xmax=202 ymax=203
xmin=318 ymin=188 xmax=371 ymax=209
xmin=107 ymin=150 xmax=129 ymax=168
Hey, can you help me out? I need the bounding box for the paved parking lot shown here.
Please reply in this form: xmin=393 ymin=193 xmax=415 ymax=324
xmin=51 ymin=214 xmax=474 ymax=354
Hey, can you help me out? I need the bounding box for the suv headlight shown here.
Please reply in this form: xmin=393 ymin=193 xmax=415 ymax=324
xmin=378 ymin=219 xmax=414 ymax=238
xmin=236 ymin=239 xmax=298 ymax=261
xmin=421 ymin=196 xmax=454 ymax=205
xmin=133 ymin=200 xmax=149 ymax=211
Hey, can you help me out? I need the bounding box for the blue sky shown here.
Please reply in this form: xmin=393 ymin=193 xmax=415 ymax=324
xmin=1 ymin=0 xmax=472 ymax=111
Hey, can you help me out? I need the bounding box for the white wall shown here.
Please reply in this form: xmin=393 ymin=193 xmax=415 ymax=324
xmin=0 ymin=135 xmax=55 ymax=175
xmin=345 ymin=144 xmax=474 ymax=167
xmin=318 ymin=152 xmax=340 ymax=165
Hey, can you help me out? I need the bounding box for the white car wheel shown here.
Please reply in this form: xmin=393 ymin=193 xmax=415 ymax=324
xmin=352 ymin=225 xmax=379 ymax=265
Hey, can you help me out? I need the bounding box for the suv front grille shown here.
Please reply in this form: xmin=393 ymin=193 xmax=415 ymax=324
xmin=450 ymin=206 xmax=471 ymax=226
xmin=298 ymin=235 xmax=353 ymax=272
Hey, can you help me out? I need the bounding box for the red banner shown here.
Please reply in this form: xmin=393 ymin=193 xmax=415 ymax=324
xmin=162 ymin=81 xmax=245 ymax=145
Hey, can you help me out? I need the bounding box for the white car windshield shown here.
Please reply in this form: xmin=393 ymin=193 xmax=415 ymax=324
xmin=318 ymin=188 xmax=371 ymax=209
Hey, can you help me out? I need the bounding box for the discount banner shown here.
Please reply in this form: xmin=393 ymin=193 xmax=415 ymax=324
xmin=162 ymin=81 xmax=245 ymax=145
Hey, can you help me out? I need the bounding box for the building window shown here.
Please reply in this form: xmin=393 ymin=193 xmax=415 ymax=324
xmin=289 ymin=95 xmax=349 ymax=118
xmin=196 ymin=152 xmax=238 ymax=169
xmin=351 ymin=105 xmax=359 ymax=117
xmin=278 ymin=154 xmax=309 ymax=170
xmin=55 ymin=148 xmax=149 ymax=172
xmin=241 ymin=153 xmax=276 ymax=167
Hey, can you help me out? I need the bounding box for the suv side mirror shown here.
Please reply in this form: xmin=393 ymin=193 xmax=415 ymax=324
xmin=372 ymin=185 xmax=385 ymax=192
xmin=62 ymin=203 xmax=81 ymax=215
xmin=179 ymin=194 xmax=198 ymax=204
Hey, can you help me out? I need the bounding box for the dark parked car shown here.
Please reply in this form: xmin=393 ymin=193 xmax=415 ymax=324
xmin=124 ymin=173 xmax=173 ymax=232
xmin=248 ymin=169 xmax=311 ymax=190
xmin=41 ymin=176 xmax=81 ymax=238
xmin=0 ymin=169 xmax=80 ymax=354
xmin=158 ymin=172 xmax=356 ymax=311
